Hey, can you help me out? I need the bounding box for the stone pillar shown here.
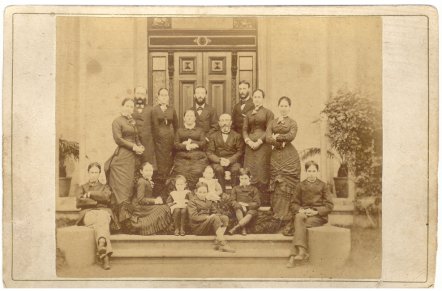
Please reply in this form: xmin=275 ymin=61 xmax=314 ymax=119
xmin=257 ymin=18 xmax=270 ymax=106
xmin=231 ymin=51 xmax=238 ymax=105
xmin=168 ymin=51 xmax=174 ymax=106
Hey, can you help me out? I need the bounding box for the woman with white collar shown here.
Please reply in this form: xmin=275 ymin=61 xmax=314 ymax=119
xmin=266 ymin=96 xmax=301 ymax=226
xmin=172 ymin=109 xmax=209 ymax=190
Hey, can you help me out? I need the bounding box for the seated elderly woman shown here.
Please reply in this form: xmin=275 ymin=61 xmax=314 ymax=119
xmin=75 ymin=162 xmax=117 ymax=270
xmin=171 ymin=109 xmax=209 ymax=190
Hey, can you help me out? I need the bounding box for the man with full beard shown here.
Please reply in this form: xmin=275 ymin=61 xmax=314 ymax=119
xmin=190 ymin=86 xmax=218 ymax=139
xmin=207 ymin=113 xmax=244 ymax=191
xmin=231 ymin=80 xmax=254 ymax=134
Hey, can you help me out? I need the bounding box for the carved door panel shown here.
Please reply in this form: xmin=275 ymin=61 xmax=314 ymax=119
xmin=149 ymin=51 xmax=256 ymax=127
xmin=173 ymin=52 xmax=232 ymax=126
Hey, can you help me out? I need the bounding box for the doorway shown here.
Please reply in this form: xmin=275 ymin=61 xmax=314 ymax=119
xmin=149 ymin=51 xmax=256 ymax=126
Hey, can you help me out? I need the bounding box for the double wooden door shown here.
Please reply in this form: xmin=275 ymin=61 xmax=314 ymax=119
xmin=149 ymin=51 xmax=256 ymax=126
xmin=172 ymin=52 xmax=232 ymax=120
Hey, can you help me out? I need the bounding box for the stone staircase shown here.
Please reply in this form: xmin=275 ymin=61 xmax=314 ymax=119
xmin=57 ymin=196 xmax=353 ymax=277
xmin=110 ymin=233 xmax=291 ymax=263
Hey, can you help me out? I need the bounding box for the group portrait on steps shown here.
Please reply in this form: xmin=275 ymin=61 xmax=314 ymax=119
xmin=75 ymin=81 xmax=334 ymax=270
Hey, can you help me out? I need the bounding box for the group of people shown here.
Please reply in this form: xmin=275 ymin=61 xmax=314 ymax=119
xmin=74 ymin=81 xmax=334 ymax=270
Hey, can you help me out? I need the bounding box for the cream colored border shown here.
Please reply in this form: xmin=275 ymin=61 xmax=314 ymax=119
xmin=2 ymin=5 xmax=438 ymax=288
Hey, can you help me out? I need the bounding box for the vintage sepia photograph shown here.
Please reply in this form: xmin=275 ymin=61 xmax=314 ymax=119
xmin=55 ymin=15 xmax=382 ymax=278
xmin=3 ymin=5 xmax=437 ymax=287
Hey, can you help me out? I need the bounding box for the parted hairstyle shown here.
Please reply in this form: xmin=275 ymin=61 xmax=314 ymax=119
xmin=157 ymin=87 xmax=169 ymax=95
xmin=252 ymin=89 xmax=265 ymax=98
xmin=304 ymin=160 xmax=319 ymax=171
xmin=87 ymin=162 xmax=102 ymax=173
xmin=278 ymin=96 xmax=292 ymax=106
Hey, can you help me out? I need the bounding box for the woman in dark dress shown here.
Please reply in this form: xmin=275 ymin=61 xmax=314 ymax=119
xmin=118 ymin=162 xmax=172 ymax=235
xmin=152 ymin=88 xmax=178 ymax=183
xmin=105 ymin=98 xmax=144 ymax=208
xmin=243 ymin=89 xmax=274 ymax=205
xmin=172 ymin=110 xmax=209 ymax=190
xmin=266 ymin=96 xmax=301 ymax=224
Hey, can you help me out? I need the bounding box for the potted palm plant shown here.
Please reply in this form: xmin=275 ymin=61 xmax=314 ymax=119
xmin=59 ymin=138 xmax=79 ymax=197
xmin=322 ymin=88 xmax=382 ymax=219
xmin=299 ymin=147 xmax=348 ymax=198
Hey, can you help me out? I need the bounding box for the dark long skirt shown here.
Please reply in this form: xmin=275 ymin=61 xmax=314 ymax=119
xmin=107 ymin=147 xmax=137 ymax=205
xmin=269 ymin=143 xmax=301 ymax=221
xmin=118 ymin=202 xmax=172 ymax=235
xmin=244 ymin=143 xmax=272 ymax=186
xmin=154 ymin=124 xmax=175 ymax=180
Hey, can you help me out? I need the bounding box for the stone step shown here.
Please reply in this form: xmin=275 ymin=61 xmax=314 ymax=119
xmin=110 ymin=234 xmax=292 ymax=258
xmin=112 ymin=248 xmax=290 ymax=258
xmin=58 ymin=225 xmax=351 ymax=270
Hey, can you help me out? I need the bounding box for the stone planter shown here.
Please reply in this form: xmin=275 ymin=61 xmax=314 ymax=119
xmin=59 ymin=177 xmax=72 ymax=197
xmin=333 ymin=177 xmax=349 ymax=198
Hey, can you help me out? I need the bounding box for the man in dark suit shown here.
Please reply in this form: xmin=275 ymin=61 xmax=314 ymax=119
xmin=132 ymin=86 xmax=157 ymax=170
xmin=207 ymin=113 xmax=245 ymax=191
xmin=232 ymin=80 xmax=254 ymax=134
xmin=190 ymin=86 xmax=218 ymax=139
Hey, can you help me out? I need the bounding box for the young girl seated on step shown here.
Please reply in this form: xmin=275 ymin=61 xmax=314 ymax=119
xmin=167 ymin=175 xmax=191 ymax=236
xmin=187 ymin=182 xmax=235 ymax=252
xmin=119 ymin=162 xmax=172 ymax=236
xmin=199 ymin=165 xmax=223 ymax=201
xmin=286 ymin=160 xmax=334 ymax=268
xmin=228 ymin=168 xmax=261 ymax=236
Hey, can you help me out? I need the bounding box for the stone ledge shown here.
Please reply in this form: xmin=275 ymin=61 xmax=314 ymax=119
xmin=113 ymin=248 xmax=290 ymax=258
xmin=110 ymin=233 xmax=292 ymax=241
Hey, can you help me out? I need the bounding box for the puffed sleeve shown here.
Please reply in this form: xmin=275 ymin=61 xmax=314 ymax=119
xmin=112 ymin=118 xmax=135 ymax=150
xmin=275 ymin=120 xmax=297 ymax=143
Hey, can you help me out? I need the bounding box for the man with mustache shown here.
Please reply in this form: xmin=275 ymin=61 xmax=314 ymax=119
xmin=190 ymin=86 xmax=218 ymax=139
xmin=132 ymin=86 xmax=157 ymax=170
xmin=207 ymin=114 xmax=245 ymax=191
xmin=231 ymin=80 xmax=254 ymax=134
